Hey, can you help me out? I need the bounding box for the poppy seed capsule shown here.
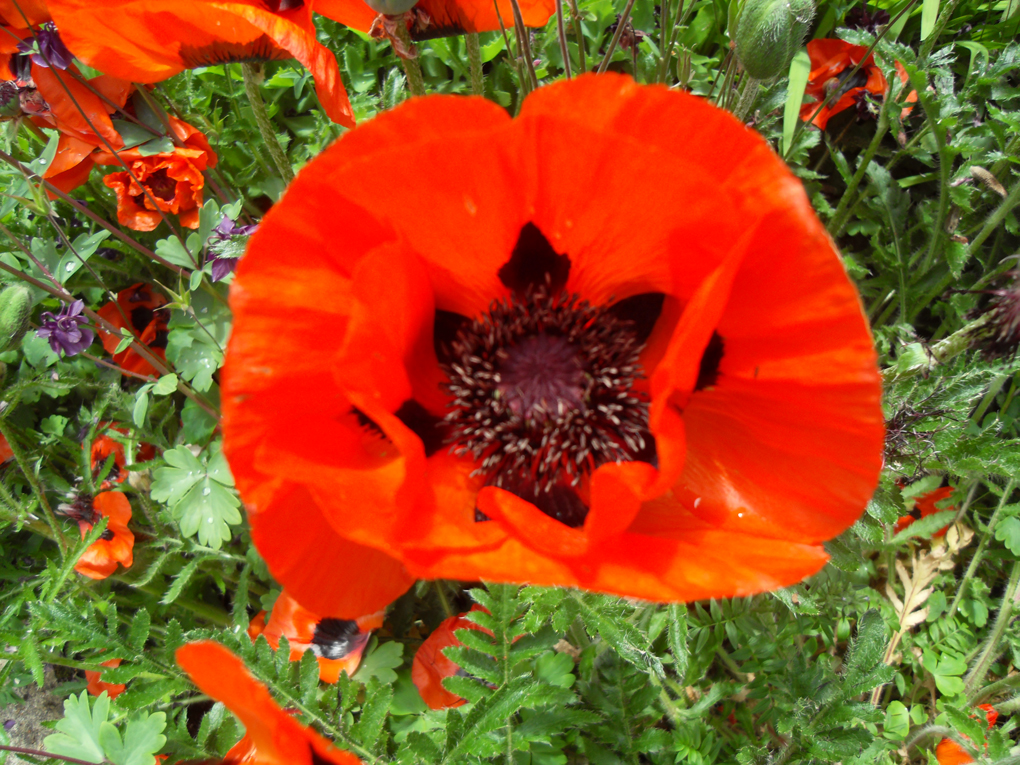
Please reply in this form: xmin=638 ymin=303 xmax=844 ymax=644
xmin=734 ymin=0 xmax=814 ymax=79
xmin=0 ymin=284 xmax=32 ymax=353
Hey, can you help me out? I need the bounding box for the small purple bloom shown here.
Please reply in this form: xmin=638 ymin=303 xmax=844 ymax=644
xmin=210 ymin=256 xmax=239 ymax=283
xmin=3 ymin=720 xmax=13 ymax=732
xmin=37 ymin=299 xmax=94 ymax=357
xmin=209 ymin=216 xmax=259 ymax=282
xmin=16 ymin=24 xmax=72 ymax=70
xmin=213 ymin=216 xmax=259 ymax=239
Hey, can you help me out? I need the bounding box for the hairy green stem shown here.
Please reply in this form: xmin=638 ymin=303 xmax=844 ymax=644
xmin=241 ymin=63 xmax=294 ymax=184
xmin=828 ymin=100 xmax=891 ymax=237
xmin=882 ymin=314 xmax=991 ymax=381
xmin=967 ymin=175 xmax=1020 ymax=256
xmin=597 ymin=0 xmax=638 ymax=73
xmin=567 ymin=0 xmax=587 ymax=73
xmin=949 ymin=480 xmax=1015 ymax=621
xmin=965 ymin=558 xmax=1020 ymax=699
xmin=393 ymin=24 xmax=427 ymax=97
xmin=466 ymin=32 xmax=485 ymax=93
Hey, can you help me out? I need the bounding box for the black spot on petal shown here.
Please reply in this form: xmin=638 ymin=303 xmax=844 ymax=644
xmin=350 ymin=407 xmax=385 ymax=437
xmin=607 ymin=293 xmax=666 ymax=346
xmin=310 ymin=746 xmax=334 ymax=765
xmin=695 ymin=332 xmax=725 ymax=391
xmin=433 ymin=309 xmax=471 ymax=366
xmin=311 ymin=618 xmax=360 ymax=660
xmin=395 ymin=400 xmax=446 ymax=458
xmin=497 ymin=223 xmax=571 ymax=298
xmin=130 ymin=306 xmax=154 ymax=333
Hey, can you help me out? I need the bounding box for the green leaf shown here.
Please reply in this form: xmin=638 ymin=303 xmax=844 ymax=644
xmin=136 ymin=137 xmax=174 ymax=156
xmin=44 ymin=691 xmax=109 ymax=764
xmin=154 ymin=236 xmax=197 ymax=269
xmin=783 ymin=48 xmax=811 ymax=156
xmin=883 ymin=701 xmax=910 ymax=740
xmin=995 ymin=516 xmax=1020 ymax=555
xmin=151 ymin=443 xmax=241 ymax=548
xmin=152 ymin=373 xmax=178 ymax=396
xmin=99 ymin=711 xmax=167 ymax=765
xmin=534 ymin=652 xmax=576 ymax=689
xmin=112 ymin=120 xmax=160 ymax=150
xmin=353 ymin=639 xmax=404 ymax=685
xmin=161 ymin=557 xmax=203 ymax=605
xmin=920 ymin=0 xmax=939 ymax=39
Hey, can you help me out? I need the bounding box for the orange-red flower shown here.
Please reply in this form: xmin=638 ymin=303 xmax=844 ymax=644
xmin=936 ymin=704 xmax=998 ymax=765
xmin=68 ymin=489 xmax=135 ymax=579
xmin=96 ymin=283 xmax=169 ymax=377
xmin=251 ymin=590 xmax=383 ymax=683
xmin=94 ymin=116 xmax=217 ymax=231
xmin=315 ymin=0 xmax=555 ymax=42
xmin=45 ymin=0 xmax=355 ymax=127
xmin=411 ymin=606 xmax=490 ymax=709
xmin=175 ymin=640 xmax=363 ymax=765
xmin=85 ymin=658 xmax=127 ymax=699
xmin=90 ymin=422 xmax=156 ymax=483
xmin=222 ymin=73 xmax=884 ymax=618
xmin=799 ymin=39 xmax=914 ymax=130
xmin=0 ymin=433 xmax=12 ymax=464
xmin=895 ymin=485 xmax=954 ymax=536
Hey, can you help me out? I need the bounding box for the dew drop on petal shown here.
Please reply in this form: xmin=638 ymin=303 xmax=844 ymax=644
xmin=202 ymin=486 xmax=211 ymax=496
xmin=693 ymin=497 xmax=701 ymax=508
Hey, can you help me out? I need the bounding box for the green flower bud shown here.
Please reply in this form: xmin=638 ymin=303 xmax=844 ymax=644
xmin=0 ymin=284 xmax=33 ymax=353
xmin=734 ymin=0 xmax=814 ymax=80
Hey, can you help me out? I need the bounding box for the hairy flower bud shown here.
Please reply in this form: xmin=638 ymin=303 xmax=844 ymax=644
xmin=734 ymin=0 xmax=814 ymax=79
xmin=0 ymin=284 xmax=32 ymax=353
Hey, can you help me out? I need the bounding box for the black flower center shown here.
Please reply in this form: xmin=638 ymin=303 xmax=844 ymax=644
xmin=442 ymin=288 xmax=651 ymax=526
xmin=310 ymin=618 xmax=363 ymax=660
xmin=146 ymin=169 xmax=177 ymax=202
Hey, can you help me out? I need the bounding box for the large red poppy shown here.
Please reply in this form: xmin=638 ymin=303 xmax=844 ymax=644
xmin=315 ymin=0 xmax=555 ymax=41
xmin=72 ymin=489 xmax=135 ymax=580
xmin=222 ymin=73 xmax=884 ymax=618
xmin=45 ymin=0 xmax=354 ymax=127
xmin=175 ymin=640 xmax=363 ymax=765
xmin=96 ymin=283 xmax=169 ymax=377
xmin=411 ymin=606 xmax=490 ymax=709
xmin=250 ymin=590 xmax=383 ymax=683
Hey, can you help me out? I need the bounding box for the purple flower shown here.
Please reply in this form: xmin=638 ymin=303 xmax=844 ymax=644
xmin=213 ymin=216 xmax=259 ymax=239
xmin=209 ymin=216 xmax=259 ymax=282
xmin=210 ymin=256 xmax=239 ymax=282
xmin=16 ymin=24 xmax=72 ymax=70
xmin=37 ymin=299 xmax=94 ymax=357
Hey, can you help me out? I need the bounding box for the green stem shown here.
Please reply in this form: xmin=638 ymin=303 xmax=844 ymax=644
xmin=965 ymin=558 xmax=1020 ymax=699
xmin=597 ymin=0 xmax=638 ymax=74
xmin=393 ymin=23 xmax=427 ymax=97
xmin=882 ymin=314 xmax=990 ymax=381
xmin=0 ymin=418 xmax=66 ymax=555
xmin=918 ymin=0 xmax=963 ymax=61
xmin=553 ymin=0 xmax=572 ymax=79
xmin=567 ymin=0 xmax=587 ymax=73
xmin=828 ymin=100 xmax=891 ymax=238
xmin=949 ymin=480 xmax=1015 ymax=622
xmin=731 ymin=75 xmax=763 ymax=122
xmin=910 ymin=68 xmax=953 ymax=276
xmin=241 ymin=63 xmax=294 ymax=185
xmin=967 ymin=175 xmax=1020 ymax=257
xmin=465 ymin=32 xmax=485 ymax=93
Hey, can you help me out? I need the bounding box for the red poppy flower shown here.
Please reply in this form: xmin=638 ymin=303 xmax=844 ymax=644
xmin=254 ymin=590 xmax=383 ymax=683
xmin=411 ymin=606 xmax=490 ymax=710
xmin=92 ymin=116 xmax=217 ymax=231
xmin=799 ymin=39 xmax=914 ymax=130
xmin=936 ymin=704 xmax=998 ymax=765
xmin=45 ymin=0 xmax=354 ymax=127
xmin=894 ymin=485 xmax=954 ymax=536
xmin=175 ymin=640 xmax=363 ymax=765
xmin=85 ymin=658 xmax=127 ymax=699
xmin=0 ymin=433 xmax=12 ymax=464
xmin=69 ymin=489 xmax=135 ymax=580
xmin=96 ymin=283 xmax=170 ymax=377
xmin=90 ymin=422 xmax=156 ymax=483
xmin=315 ymin=0 xmax=555 ymax=42
xmin=222 ymin=73 xmax=884 ymax=617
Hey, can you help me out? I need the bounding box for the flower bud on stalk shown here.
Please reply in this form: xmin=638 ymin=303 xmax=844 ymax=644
xmin=0 ymin=284 xmax=32 ymax=353
xmin=734 ymin=0 xmax=814 ymax=79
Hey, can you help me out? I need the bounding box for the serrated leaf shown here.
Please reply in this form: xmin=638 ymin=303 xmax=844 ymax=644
xmin=352 ymin=639 xmax=404 ymax=684
xmin=161 ymin=557 xmax=202 ymax=605
xmin=44 ymin=691 xmax=109 ymax=764
xmin=19 ymin=631 xmax=44 ymax=688
xmin=351 ymin=679 xmax=392 ymax=752
xmin=99 ymin=711 xmax=167 ymax=765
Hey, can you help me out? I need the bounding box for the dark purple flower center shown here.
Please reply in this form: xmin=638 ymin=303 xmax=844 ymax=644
xmin=496 ymin=333 xmax=585 ymax=421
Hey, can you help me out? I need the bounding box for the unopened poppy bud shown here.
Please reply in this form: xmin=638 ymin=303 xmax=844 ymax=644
xmin=836 ymin=617 xmax=851 ymax=641
xmin=734 ymin=0 xmax=814 ymax=79
xmin=0 ymin=284 xmax=32 ymax=352
xmin=364 ymin=0 xmax=419 ymax=14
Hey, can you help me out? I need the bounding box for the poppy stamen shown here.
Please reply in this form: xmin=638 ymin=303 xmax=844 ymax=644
xmin=442 ymin=287 xmax=651 ymax=526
